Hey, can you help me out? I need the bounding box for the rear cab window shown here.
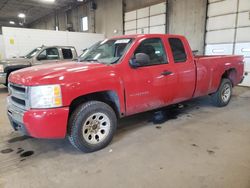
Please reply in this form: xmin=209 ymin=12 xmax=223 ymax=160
xmin=62 ymin=48 xmax=73 ymax=59
xmin=168 ymin=38 xmax=187 ymax=63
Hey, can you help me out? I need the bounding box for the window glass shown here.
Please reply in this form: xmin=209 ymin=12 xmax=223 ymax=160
xmin=79 ymin=38 xmax=133 ymax=64
xmin=62 ymin=48 xmax=73 ymax=59
xmin=168 ymin=38 xmax=187 ymax=63
xmin=134 ymin=38 xmax=167 ymax=66
xmin=38 ymin=48 xmax=59 ymax=60
xmin=24 ymin=47 xmax=42 ymax=59
xmin=82 ymin=17 xmax=88 ymax=31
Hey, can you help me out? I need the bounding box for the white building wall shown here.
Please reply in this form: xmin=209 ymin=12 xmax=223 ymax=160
xmin=0 ymin=35 xmax=5 ymax=60
xmin=205 ymin=0 xmax=250 ymax=87
xmin=2 ymin=27 xmax=104 ymax=59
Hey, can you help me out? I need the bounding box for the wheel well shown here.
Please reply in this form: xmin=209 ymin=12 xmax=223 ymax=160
xmin=5 ymin=66 xmax=30 ymax=78
xmin=4 ymin=71 xmax=13 ymax=85
xmin=68 ymin=91 xmax=121 ymax=119
xmin=221 ymin=68 xmax=237 ymax=86
xmin=5 ymin=67 xmax=26 ymax=84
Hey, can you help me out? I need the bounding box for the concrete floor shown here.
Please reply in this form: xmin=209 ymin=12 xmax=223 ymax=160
xmin=0 ymin=85 xmax=250 ymax=188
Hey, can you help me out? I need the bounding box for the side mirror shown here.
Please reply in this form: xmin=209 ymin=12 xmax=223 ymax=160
xmin=192 ymin=50 xmax=199 ymax=56
xmin=129 ymin=53 xmax=150 ymax=68
xmin=37 ymin=54 xmax=47 ymax=61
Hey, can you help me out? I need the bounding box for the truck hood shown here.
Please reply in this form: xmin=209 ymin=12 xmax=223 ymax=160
xmin=9 ymin=61 xmax=111 ymax=86
xmin=0 ymin=58 xmax=31 ymax=66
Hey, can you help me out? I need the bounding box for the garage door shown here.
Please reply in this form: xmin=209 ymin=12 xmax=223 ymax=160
xmin=205 ymin=0 xmax=250 ymax=87
xmin=124 ymin=2 xmax=167 ymax=35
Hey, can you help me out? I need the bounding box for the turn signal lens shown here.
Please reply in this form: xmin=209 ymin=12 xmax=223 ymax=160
xmin=29 ymin=84 xmax=62 ymax=108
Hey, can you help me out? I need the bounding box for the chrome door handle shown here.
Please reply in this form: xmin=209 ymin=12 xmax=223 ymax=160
xmin=161 ymin=70 xmax=172 ymax=76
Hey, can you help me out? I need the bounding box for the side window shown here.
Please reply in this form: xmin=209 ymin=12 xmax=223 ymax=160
xmin=38 ymin=48 xmax=59 ymax=60
xmin=134 ymin=38 xmax=167 ymax=66
xmin=168 ymin=38 xmax=187 ymax=63
xmin=62 ymin=48 xmax=73 ymax=59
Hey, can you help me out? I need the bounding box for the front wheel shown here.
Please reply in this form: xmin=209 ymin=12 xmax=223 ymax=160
xmin=68 ymin=101 xmax=117 ymax=153
xmin=211 ymin=78 xmax=232 ymax=107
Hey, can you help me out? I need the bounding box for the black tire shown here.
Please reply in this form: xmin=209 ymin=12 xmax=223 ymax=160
xmin=68 ymin=101 xmax=117 ymax=153
xmin=211 ymin=78 xmax=232 ymax=107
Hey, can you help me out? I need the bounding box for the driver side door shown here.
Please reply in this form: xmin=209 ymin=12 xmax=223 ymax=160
xmin=123 ymin=37 xmax=177 ymax=115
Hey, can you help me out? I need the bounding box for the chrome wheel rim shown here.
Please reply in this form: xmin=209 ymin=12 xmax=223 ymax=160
xmin=221 ymin=84 xmax=231 ymax=102
xmin=82 ymin=112 xmax=111 ymax=145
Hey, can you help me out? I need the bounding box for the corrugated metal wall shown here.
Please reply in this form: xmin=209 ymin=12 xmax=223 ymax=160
xmin=124 ymin=2 xmax=167 ymax=34
xmin=205 ymin=0 xmax=250 ymax=86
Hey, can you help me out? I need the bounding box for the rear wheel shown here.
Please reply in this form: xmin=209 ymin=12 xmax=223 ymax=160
xmin=211 ymin=78 xmax=232 ymax=107
xmin=68 ymin=101 xmax=117 ymax=152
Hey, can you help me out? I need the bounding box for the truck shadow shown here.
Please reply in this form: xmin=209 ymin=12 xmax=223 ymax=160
xmin=114 ymin=95 xmax=212 ymax=142
xmin=0 ymin=87 xmax=8 ymax=94
xmin=115 ymin=87 xmax=248 ymax=142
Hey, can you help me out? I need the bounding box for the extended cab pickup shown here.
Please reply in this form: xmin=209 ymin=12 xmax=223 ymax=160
xmin=0 ymin=46 xmax=77 ymax=86
xmin=7 ymin=34 xmax=244 ymax=152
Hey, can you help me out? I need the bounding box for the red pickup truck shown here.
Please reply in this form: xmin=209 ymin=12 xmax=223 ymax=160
xmin=7 ymin=34 xmax=244 ymax=152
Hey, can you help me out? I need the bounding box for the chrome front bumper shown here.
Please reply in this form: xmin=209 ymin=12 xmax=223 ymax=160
xmin=0 ymin=73 xmax=6 ymax=84
xmin=7 ymin=97 xmax=28 ymax=135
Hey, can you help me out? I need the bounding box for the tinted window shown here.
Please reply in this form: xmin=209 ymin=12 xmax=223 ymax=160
xmin=38 ymin=48 xmax=59 ymax=60
xmin=168 ymin=38 xmax=187 ymax=63
xmin=134 ymin=38 xmax=167 ymax=66
xmin=62 ymin=48 xmax=73 ymax=59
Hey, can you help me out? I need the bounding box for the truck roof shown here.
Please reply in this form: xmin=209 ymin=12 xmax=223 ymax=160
xmin=41 ymin=45 xmax=75 ymax=49
xmin=111 ymin=34 xmax=184 ymax=39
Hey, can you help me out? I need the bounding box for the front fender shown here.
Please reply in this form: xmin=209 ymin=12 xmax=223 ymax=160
xmin=62 ymin=73 xmax=126 ymax=116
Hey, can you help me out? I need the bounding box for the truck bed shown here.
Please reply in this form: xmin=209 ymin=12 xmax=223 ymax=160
xmin=195 ymin=55 xmax=243 ymax=60
xmin=193 ymin=55 xmax=244 ymax=98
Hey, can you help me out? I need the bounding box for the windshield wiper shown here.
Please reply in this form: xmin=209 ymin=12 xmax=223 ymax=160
xmin=85 ymin=59 xmax=99 ymax=62
xmin=110 ymin=59 xmax=120 ymax=64
xmin=79 ymin=59 xmax=102 ymax=63
xmin=78 ymin=59 xmax=111 ymax=65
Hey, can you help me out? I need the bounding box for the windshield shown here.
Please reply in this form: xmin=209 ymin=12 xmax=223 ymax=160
xmin=24 ymin=47 xmax=42 ymax=59
xmin=78 ymin=41 xmax=101 ymax=59
xmin=79 ymin=38 xmax=133 ymax=64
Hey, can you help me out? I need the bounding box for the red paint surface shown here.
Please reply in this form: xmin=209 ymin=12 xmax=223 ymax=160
xmin=23 ymin=107 xmax=69 ymax=138
xmin=9 ymin=34 xmax=244 ymax=138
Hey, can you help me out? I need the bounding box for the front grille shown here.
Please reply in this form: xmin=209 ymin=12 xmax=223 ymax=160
xmin=8 ymin=83 xmax=28 ymax=110
xmin=11 ymin=84 xmax=26 ymax=93
xmin=11 ymin=96 xmax=26 ymax=106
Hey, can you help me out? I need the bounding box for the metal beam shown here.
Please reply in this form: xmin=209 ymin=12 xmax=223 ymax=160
xmin=14 ymin=0 xmax=76 ymax=10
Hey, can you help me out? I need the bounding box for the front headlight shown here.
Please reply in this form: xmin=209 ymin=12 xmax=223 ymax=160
xmin=29 ymin=84 xmax=62 ymax=109
xmin=0 ymin=64 xmax=4 ymax=72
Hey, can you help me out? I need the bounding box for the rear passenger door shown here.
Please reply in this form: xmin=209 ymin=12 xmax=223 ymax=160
xmin=168 ymin=37 xmax=196 ymax=103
